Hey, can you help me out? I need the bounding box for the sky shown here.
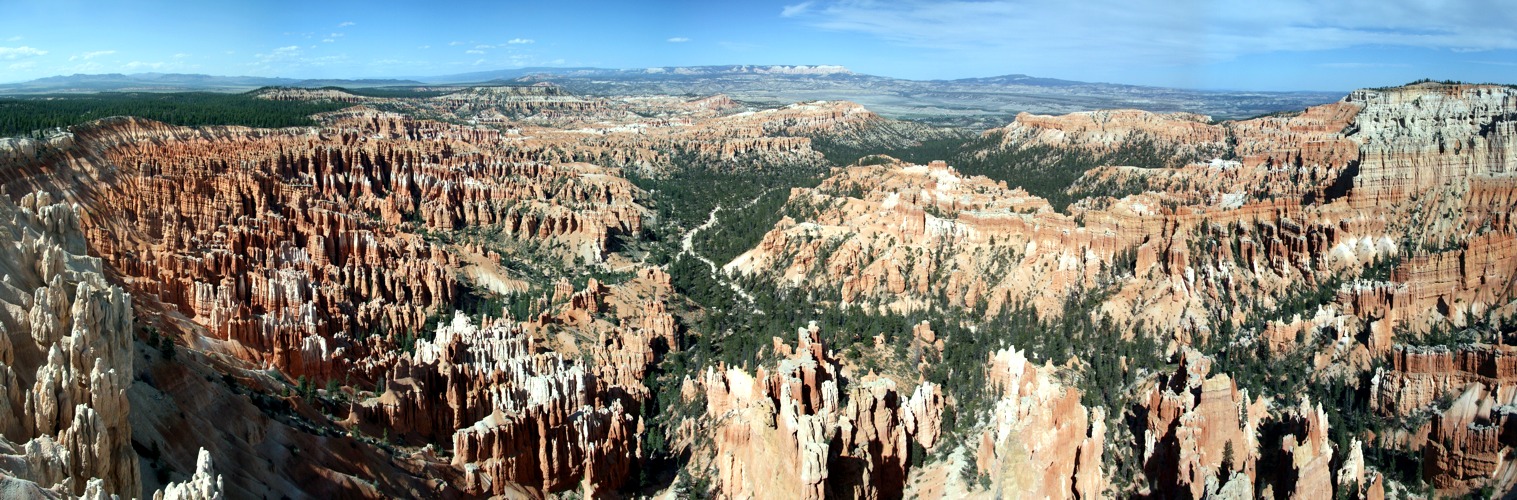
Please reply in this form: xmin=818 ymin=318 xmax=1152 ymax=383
xmin=2 ymin=0 xmax=1516 ymax=91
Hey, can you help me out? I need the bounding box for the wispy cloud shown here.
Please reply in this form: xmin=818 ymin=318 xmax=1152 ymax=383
xmin=508 ymin=38 xmax=534 ymax=44
xmin=254 ymin=45 xmax=301 ymax=64
xmin=338 ymin=21 xmax=356 ymax=27
xmin=322 ymin=38 xmax=335 ymax=43
xmin=475 ymin=44 xmax=496 ymax=49
xmin=5 ymin=36 xmax=20 ymax=42
xmin=781 ymin=2 xmax=814 ymax=17
xmin=792 ymin=0 xmax=1517 ymax=69
xmin=69 ymin=50 xmax=116 ymax=61
xmin=8 ymin=61 xmax=36 ymax=70
xmin=0 ymin=46 xmax=47 ymax=59
xmin=667 ymin=37 xmax=691 ymax=43
xmin=465 ymin=49 xmax=485 ymax=55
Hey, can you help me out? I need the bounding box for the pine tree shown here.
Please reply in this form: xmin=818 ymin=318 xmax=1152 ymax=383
xmin=1222 ymin=440 xmax=1236 ymax=481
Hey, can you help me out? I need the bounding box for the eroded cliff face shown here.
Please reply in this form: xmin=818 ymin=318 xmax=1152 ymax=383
xmin=0 ymin=192 xmax=139 ymax=497
xmin=3 ymin=78 xmax=1515 ymax=498
xmin=723 ymin=82 xmax=1517 ymax=497
xmin=374 ymin=313 xmax=639 ymax=497
xmin=1129 ymin=348 xmax=1387 ymax=499
xmin=680 ymin=322 xmax=943 ymax=499
xmin=973 ymin=347 xmax=1105 ymax=499
xmin=730 ymin=83 xmax=1517 ymax=348
xmin=0 ymin=82 xmax=969 ymax=497
xmin=0 ymin=113 xmax=649 ymax=394
xmin=987 ymin=109 xmax=1229 ymax=161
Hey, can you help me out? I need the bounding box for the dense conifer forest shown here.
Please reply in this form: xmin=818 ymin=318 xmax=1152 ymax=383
xmin=0 ymin=91 xmax=350 ymax=136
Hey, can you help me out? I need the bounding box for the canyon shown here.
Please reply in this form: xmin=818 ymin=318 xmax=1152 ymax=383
xmin=0 ymin=79 xmax=1513 ymax=499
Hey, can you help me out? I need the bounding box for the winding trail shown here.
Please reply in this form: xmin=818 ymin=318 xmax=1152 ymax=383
xmin=677 ymin=191 xmax=774 ymax=307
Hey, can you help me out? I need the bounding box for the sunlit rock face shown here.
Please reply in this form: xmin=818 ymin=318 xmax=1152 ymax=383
xmin=683 ymin=322 xmax=944 ymax=499
xmin=971 ymin=346 xmax=1106 ymax=499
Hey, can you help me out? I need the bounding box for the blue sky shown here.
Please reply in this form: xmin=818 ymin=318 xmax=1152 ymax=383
xmin=2 ymin=0 xmax=1515 ymax=91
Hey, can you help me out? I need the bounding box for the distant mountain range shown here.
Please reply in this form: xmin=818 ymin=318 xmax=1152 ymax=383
xmin=0 ymin=65 xmax=1346 ymax=126
xmin=0 ymin=73 xmax=425 ymax=94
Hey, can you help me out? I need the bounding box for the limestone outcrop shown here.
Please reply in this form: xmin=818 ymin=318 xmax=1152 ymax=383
xmin=975 ymin=347 xmax=1106 ymax=499
xmin=0 ymin=193 xmax=139 ymax=497
xmin=689 ymin=322 xmax=943 ymax=499
xmin=153 ymin=449 xmax=224 ymax=500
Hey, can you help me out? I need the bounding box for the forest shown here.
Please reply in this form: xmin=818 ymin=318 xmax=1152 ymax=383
xmin=0 ymin=91 xmax=349 ymax=136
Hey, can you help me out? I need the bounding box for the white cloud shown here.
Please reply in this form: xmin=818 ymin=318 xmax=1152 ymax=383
xmin=0 ymin=46 xmax=47 ymax=59
xmin=466 ymin=49 xmax=485 ymax=54
xmin=173 ymin=53 xmax=190 ymax=59
xmin=449 ymin=41 xmax=466 ymax=46
xmin=781 ymin=2 xmax=814 ymax=17
xmin=475 ymin=44 xmax=495 ymax=49
xmin=473 ymin=58 xmax=486 ymax=66
xmin=254 ymin=45 xmax=302 ymax=64
xmin=322 ymin=38 xmax=335 ymax=43
xmin=338 ymin=21 xmax=356 ymax=27
xmin=667 ymin=37 xmax=691 ymax=43
xmin=5 ymin=36 xmax=21 ymax=42
xmin=794 ymin=0 xmax=1517 ymax=69
xmin=69 ymin=50 xmax=116 ymax=61
xmin=8 ymin=61 xmax=35 ymax=70
xmin=418 ymin=45 xmax=431 ymax=49
xmin=508 ymin=38 xmax=534 ymax=44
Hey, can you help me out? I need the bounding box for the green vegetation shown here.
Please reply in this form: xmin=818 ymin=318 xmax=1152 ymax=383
xmin=0 ymin=91 xmax=349 ymax=136
xmin=628 ymin=165 xmax=823 ymax=233
xmin=809 ymin=135 xmax=971 ymax=166
xmin=691 ymin=187 xmax=792 ymax=266
xmin=142 ymin=325 xmax=177 ymax=362
xmin=624 ymin=150 xmax=826 ymax=272
xmin=951 ymin=133 xmax=1209 ymax=212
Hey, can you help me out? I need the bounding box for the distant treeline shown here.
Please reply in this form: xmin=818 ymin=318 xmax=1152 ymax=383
xmin=1368 ymin=78 xmax=1517 ymax=91
xmin=0 ymin=91 xmax=350 ymax=137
